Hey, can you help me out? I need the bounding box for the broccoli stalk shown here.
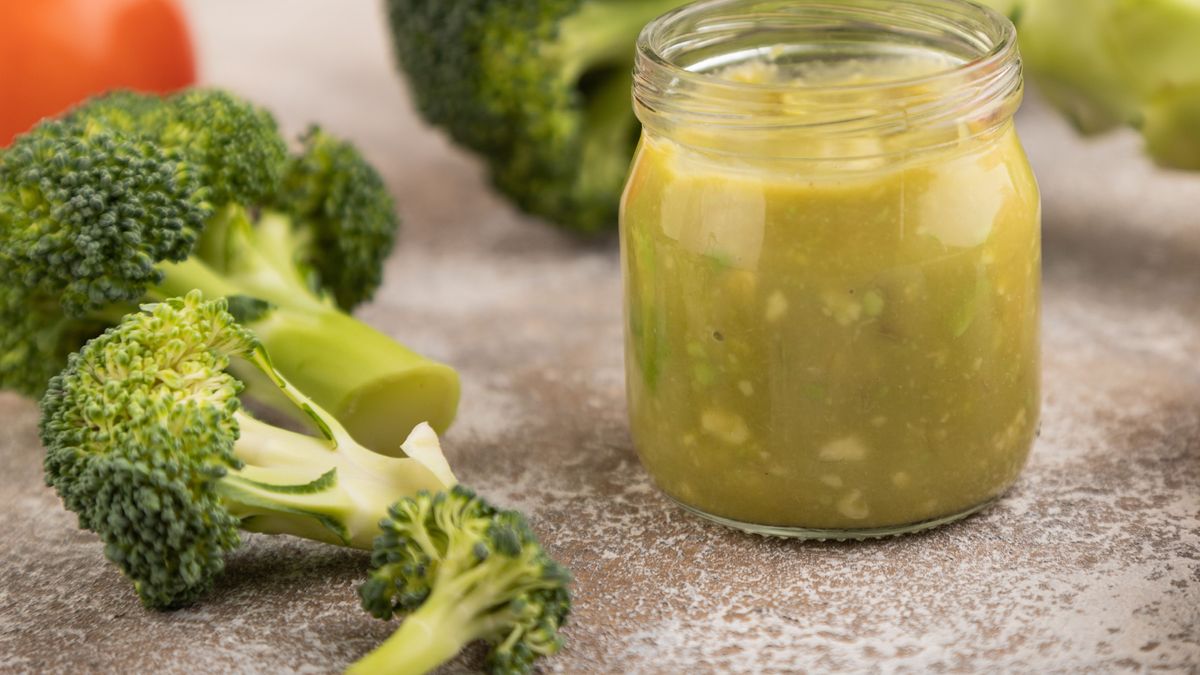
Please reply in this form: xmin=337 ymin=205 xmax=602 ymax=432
xmin=386 ymin=0 xmax=689 ymax=232
xmin=208 ymin=413 xmax=452 ymax=552
xmin=549 ymin=2 xmax=681 ymax=209
xmin=1 ymin=90 xmax=460 ymax=452
xmin=209 ymin=343 xmax=457 ymax=552
xmin=40 ymin=291 xmax=457 ymax=608
xmin=352 ymin=488 xmax=571 ymax=675
xmin=151 ymin=204 xmax=459 ymax=452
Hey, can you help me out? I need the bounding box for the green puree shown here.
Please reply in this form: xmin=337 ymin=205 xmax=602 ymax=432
xmin=620 ymin=126 xmax=1041 ymax=530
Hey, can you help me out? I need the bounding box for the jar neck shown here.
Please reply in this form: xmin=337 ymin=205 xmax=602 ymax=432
xmin=633 ymin=0 xmax=1023 ymax=162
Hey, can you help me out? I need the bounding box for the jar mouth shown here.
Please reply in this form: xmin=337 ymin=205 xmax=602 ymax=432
xmin=639 ymin=0 xmax=1016 ymax=93
xmin=633 ymin=0 xmax=1023 ymax=157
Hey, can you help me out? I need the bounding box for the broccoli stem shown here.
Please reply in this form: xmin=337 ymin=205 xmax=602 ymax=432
xmin=153 ymin=256 xmax=247 ymax=302
xmin=349 ymin=541 xmax=555 ymax=674
xmin=237 ymin=343 xmax=453 ymax=546
xmin=557 ymin=0 xmax=688 ymax=82
xmin=151 ymin=207 xmax=460 ymax=454
xmin=240 ymin=305 xmax=460 ymax=454
xmin=575 ymin=66 xmax=639 ymax=199
xmin=549 ymin=0 xmax=688 ymax=228
xmin=348 ymin=524 xmax=492 ymax=674
xmin=216 ymin=408 xmax=453 ymax=549
xmin=346 ymin=600 xmax=478 ymax=675
xmin=349 ymin=567 xmax=552 ymax=674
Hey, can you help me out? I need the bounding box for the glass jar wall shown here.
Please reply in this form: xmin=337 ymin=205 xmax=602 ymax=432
xmin=620 ymin=0 xmax=1041 ymax=538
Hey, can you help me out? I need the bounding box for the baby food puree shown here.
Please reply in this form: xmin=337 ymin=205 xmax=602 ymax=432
xmin=621 ymin=28 xmax=1040 ymax=535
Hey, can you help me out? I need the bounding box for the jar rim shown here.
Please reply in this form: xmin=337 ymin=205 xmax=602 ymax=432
xmin=632 ymin=0 xmax=1024 ymax=156
xmin=637 ymin=0 xmax=1017 ymax=95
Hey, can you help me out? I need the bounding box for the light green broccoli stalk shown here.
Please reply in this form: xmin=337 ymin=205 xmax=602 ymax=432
xmin=351 ymin=487 xmax=572 ymax=675
xmin=988 ymin=0 xmax=1200 ymax=169
xmin=40 ymin=291 xmax=457 ymax=608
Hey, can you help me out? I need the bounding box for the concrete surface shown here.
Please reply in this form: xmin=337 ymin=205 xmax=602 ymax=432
xmin=1 ymin=1 xmax=1198 ymax=672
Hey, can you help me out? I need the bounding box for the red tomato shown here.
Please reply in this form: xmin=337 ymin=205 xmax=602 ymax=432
xmin=0 ymin=0 xmax=196 ymax=146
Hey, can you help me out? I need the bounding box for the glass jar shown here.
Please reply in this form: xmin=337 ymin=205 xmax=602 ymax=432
xmin=620 ymin=0 xmax=1040 ymax=538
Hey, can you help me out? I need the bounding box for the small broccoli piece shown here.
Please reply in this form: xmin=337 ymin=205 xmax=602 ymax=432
xmin=351 ymin=487 xmax=571 ymax=675
xmin=0 ymin=89 xmax=460 ymax=452
xmin=40 ymin=291 xmax=458 ymax=608
xmin=385 ymin=0 xmax=688 ymax=232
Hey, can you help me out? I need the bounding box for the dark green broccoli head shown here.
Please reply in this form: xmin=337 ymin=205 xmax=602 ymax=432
xmin=64 ymin=89 xmax=289 ymax=208
xmin=155 ymin=89 xmax=289 ymax=207
xmin=386 ymin=0 xmax=687 ymax=232
xmin=0 ymin=116 xmax=207 ymax=315
xmin=40 ymin=293 xmax=255 ymax=608
xmin=355 ymin=486 xmax=571 ymax=675
xmin=278 ymin=127 xmax=398 ymax=309
xmin=62 ymin=90 xmax=165 ymax=134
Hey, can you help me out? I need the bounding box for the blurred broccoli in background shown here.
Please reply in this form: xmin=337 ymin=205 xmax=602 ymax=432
xmin=990 ymin=0 xmax=1200 ymax=170
xmin=385 ymin=0 xmax=689 ymax=233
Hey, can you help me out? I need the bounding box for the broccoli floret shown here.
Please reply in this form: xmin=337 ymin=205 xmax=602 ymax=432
xmin=278 ymin=126 xmax=399 ymax=309
xmin=385 ymin=0 xmax=688 ymax=232
xmin=351 ymin=487 xmax=571 ymax=675
xmin=41 ymin=291 xmax=458 ymax=609
xmin=0 ymin=89 xmax=459 ymax=452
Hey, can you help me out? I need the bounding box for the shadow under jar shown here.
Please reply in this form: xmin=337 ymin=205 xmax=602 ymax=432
xmin=620 ymin=0 xmax=1041 ymax=538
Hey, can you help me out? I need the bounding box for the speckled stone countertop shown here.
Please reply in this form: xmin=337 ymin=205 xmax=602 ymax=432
xmin=1 ymin=1 xmax=1198 ymax=673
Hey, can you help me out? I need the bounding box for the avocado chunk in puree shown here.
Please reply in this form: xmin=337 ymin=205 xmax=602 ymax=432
xmin=620 ymin=61 xmax=1041 ymax=531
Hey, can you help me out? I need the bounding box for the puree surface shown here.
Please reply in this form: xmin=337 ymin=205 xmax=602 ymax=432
xmin=621 ymin=63 xmax=1040 ymax=529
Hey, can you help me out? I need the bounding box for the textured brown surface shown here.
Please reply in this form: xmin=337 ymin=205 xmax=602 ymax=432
xmin=2 ymin=1 xmax=1198 ymax=673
